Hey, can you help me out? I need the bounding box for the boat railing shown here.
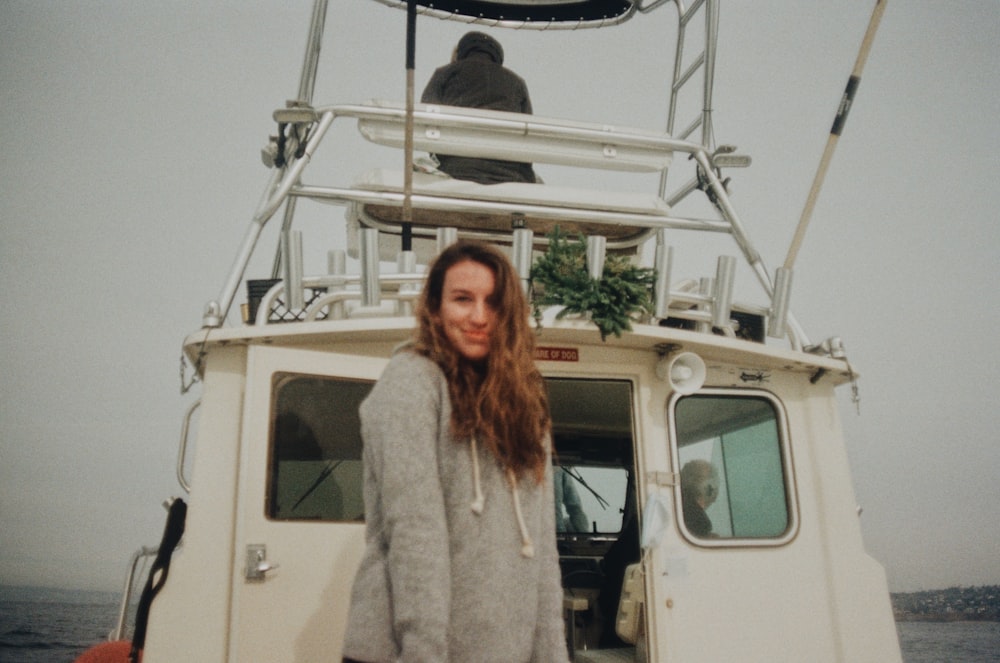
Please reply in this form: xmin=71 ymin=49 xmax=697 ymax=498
xmin=110 ymin=545 xmax=158 ymax=641
xmin=207 ymin=99 xmax=802 ymax=347
xmin=243 ymin=219 xmax=790 ymax=353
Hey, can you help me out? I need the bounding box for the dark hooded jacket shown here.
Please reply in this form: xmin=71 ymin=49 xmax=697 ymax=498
xmin=421 ymin=32 xmax=537 ymax=184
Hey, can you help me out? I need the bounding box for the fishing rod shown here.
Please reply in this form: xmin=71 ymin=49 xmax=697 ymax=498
xmin=783 ymin=0 xmax=887 ymax=271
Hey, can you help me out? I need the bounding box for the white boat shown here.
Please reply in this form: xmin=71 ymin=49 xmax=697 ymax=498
xmin=84 ymin=1 xmax=902 ymax=661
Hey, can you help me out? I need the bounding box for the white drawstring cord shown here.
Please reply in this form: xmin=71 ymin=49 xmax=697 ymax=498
xmin=507 ymin=469 xmax=535 ymax=558
xmin=469 ymin=435 xmax=485 ymax=515
xmin=469 ymin=436 xmax=534 ymax=558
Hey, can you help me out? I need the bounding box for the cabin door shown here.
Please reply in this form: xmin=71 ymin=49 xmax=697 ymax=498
xmin=229 ymin=346 xmax=384 ymax=663
xmin=650 ymin=389 xmax=841 ymax=661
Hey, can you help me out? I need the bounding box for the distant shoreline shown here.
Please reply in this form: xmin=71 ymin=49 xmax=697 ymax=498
xmin=895 ymin=614 xmax=999 ymax=623
xmin=891 ymin=585 xmax=999 ymax=622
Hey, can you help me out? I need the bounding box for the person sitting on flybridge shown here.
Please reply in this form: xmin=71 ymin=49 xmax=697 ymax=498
xmin=421 ymin=31 xmax=539 ymax=185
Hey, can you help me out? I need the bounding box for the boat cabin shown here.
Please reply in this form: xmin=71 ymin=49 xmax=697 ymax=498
xmin=94 ymin=2 xmax=902 ymax=662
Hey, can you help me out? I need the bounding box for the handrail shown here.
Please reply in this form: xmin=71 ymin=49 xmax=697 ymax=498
xmin=296 ymin=185 xmax=730 ymax=233
xmin=176 ymin=399 xmax=200 ymax=493
xmin=112 ymin=545 xmax=158 ymax=641
xmin=343 ymin=102 xmax=684 ymax=155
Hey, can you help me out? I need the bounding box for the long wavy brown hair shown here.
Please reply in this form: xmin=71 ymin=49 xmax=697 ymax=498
xmin=413 ymin=241 xmax=550 ymax=483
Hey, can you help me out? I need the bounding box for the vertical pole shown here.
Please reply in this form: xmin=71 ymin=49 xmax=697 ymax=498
xmin=402 ymin=0 xmax=417 ymax=252
xmin=296 ymin=0 xmax=329 ymax=105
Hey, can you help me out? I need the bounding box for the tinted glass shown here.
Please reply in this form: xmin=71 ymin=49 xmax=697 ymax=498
xmin=268 ymin=374 xmax=372 ymax=521
xmin=674 ymin=394 xmax=789 ymax=539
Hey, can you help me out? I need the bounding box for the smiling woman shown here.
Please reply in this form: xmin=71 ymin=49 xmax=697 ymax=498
xmin=439 ymin=259 xmax=497 ymax=362
xmin=341 ymin=240 xmax=568 ymax=663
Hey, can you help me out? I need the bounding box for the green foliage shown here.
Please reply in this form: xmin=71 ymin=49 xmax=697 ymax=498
xmin=530 ymin=228 xmax=656 ymax=341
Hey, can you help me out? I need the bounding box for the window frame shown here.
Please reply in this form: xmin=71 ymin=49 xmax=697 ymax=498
xmin=668 ymin=387 xmax=798 ymax=547
xmin=266 ymin=371 xmax=374 ymax=523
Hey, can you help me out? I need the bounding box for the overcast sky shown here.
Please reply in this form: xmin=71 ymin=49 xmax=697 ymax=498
xmin=1 ymin=1 xmax=998 ymax=594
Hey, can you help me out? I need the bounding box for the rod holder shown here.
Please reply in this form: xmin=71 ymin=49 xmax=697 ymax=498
xmin=397 ymin=250 xmax=417 ymax=316
xmin=712 ymin=255 xmax=736 ymax=329
xmin=512 ymin=228 xmax=534 ymax=293
xmin=360 ymin=228 xmax=380 ymax=307
xmin=436 ymin=226 xmax=458 ymax=253
xmin=697 ymin=277 xmax=714 ymax=333
xmin=769 ymin=266 xmax=793 ymax=339
xmin=327 ymin=249 xmax=345 ymax=275
xmin=586 ymin=235 xmax=607 ymax=280
xmin=654 ymin=233 xmax=673 ymax=319
xmin=282 ymin=230 xmax=305 ymax=311
xmin=327 ymin=249 xmax=347 ymax=320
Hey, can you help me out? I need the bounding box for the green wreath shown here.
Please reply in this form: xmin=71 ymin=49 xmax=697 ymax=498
xmin=530 ymin=228 xmax=656 ymax=341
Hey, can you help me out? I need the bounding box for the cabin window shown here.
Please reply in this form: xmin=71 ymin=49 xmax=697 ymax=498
xmin=267 ymin=373 xmax=373 ymax=521
xmin=673 ymin=391 xmax=792 ymax=541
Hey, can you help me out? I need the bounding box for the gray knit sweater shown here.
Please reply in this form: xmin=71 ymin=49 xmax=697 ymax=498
xmin=342 ymin=351 xmax=569 ymax=663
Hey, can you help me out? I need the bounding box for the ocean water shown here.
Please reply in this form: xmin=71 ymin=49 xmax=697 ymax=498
xmin=0 ymin=587 xmax=119 ymax=663
xmin=896 ymin=621 xmax=1000 ymax=663
xmin=1 ymin=585 xmax=998 ymax=662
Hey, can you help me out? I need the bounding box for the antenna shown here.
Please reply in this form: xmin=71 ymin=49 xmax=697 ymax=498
xmin=783 ymin=0 xmax=888 ymax=271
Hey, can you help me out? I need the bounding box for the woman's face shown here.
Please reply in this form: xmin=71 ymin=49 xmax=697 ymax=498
xmin=438 ymin=259 xmax=498 ymax=362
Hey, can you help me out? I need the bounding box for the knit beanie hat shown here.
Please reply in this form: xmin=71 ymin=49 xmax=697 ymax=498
xmin=456 ymin=31 xmax=504 ymax=64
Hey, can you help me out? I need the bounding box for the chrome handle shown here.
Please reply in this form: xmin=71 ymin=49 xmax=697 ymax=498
xmin=176 ymin=399 xmax=200 ymax=493
xmin=245 ymin=544 xmax=279 ymax=582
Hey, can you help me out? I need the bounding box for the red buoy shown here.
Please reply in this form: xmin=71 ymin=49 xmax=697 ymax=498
xmin=73 ymin=640 xmax=137 ymax=663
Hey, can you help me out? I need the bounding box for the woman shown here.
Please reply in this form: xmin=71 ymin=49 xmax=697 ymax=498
xmin=342 ymin=241 xmax=569 ymax=663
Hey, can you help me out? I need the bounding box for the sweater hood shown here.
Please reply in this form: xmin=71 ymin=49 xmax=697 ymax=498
xmin=456 ymin=31 xmax=504 ymax=65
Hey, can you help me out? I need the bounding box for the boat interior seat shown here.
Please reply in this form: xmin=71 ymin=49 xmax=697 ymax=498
xmin=571 ymin=565 xmax=644 ymax=662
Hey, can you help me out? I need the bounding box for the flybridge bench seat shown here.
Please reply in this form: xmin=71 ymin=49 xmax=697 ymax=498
xmin=346 ymin=101 xmax=675 ymax=258
xmin=356 ymin=101 xmax=674 ymax=172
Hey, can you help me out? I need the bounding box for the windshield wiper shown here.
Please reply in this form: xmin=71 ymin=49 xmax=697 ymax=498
xmin=292 ymin=459 xmax=343 ymax=511
xmin=564 ymin=466 xmax=610 ymax=510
